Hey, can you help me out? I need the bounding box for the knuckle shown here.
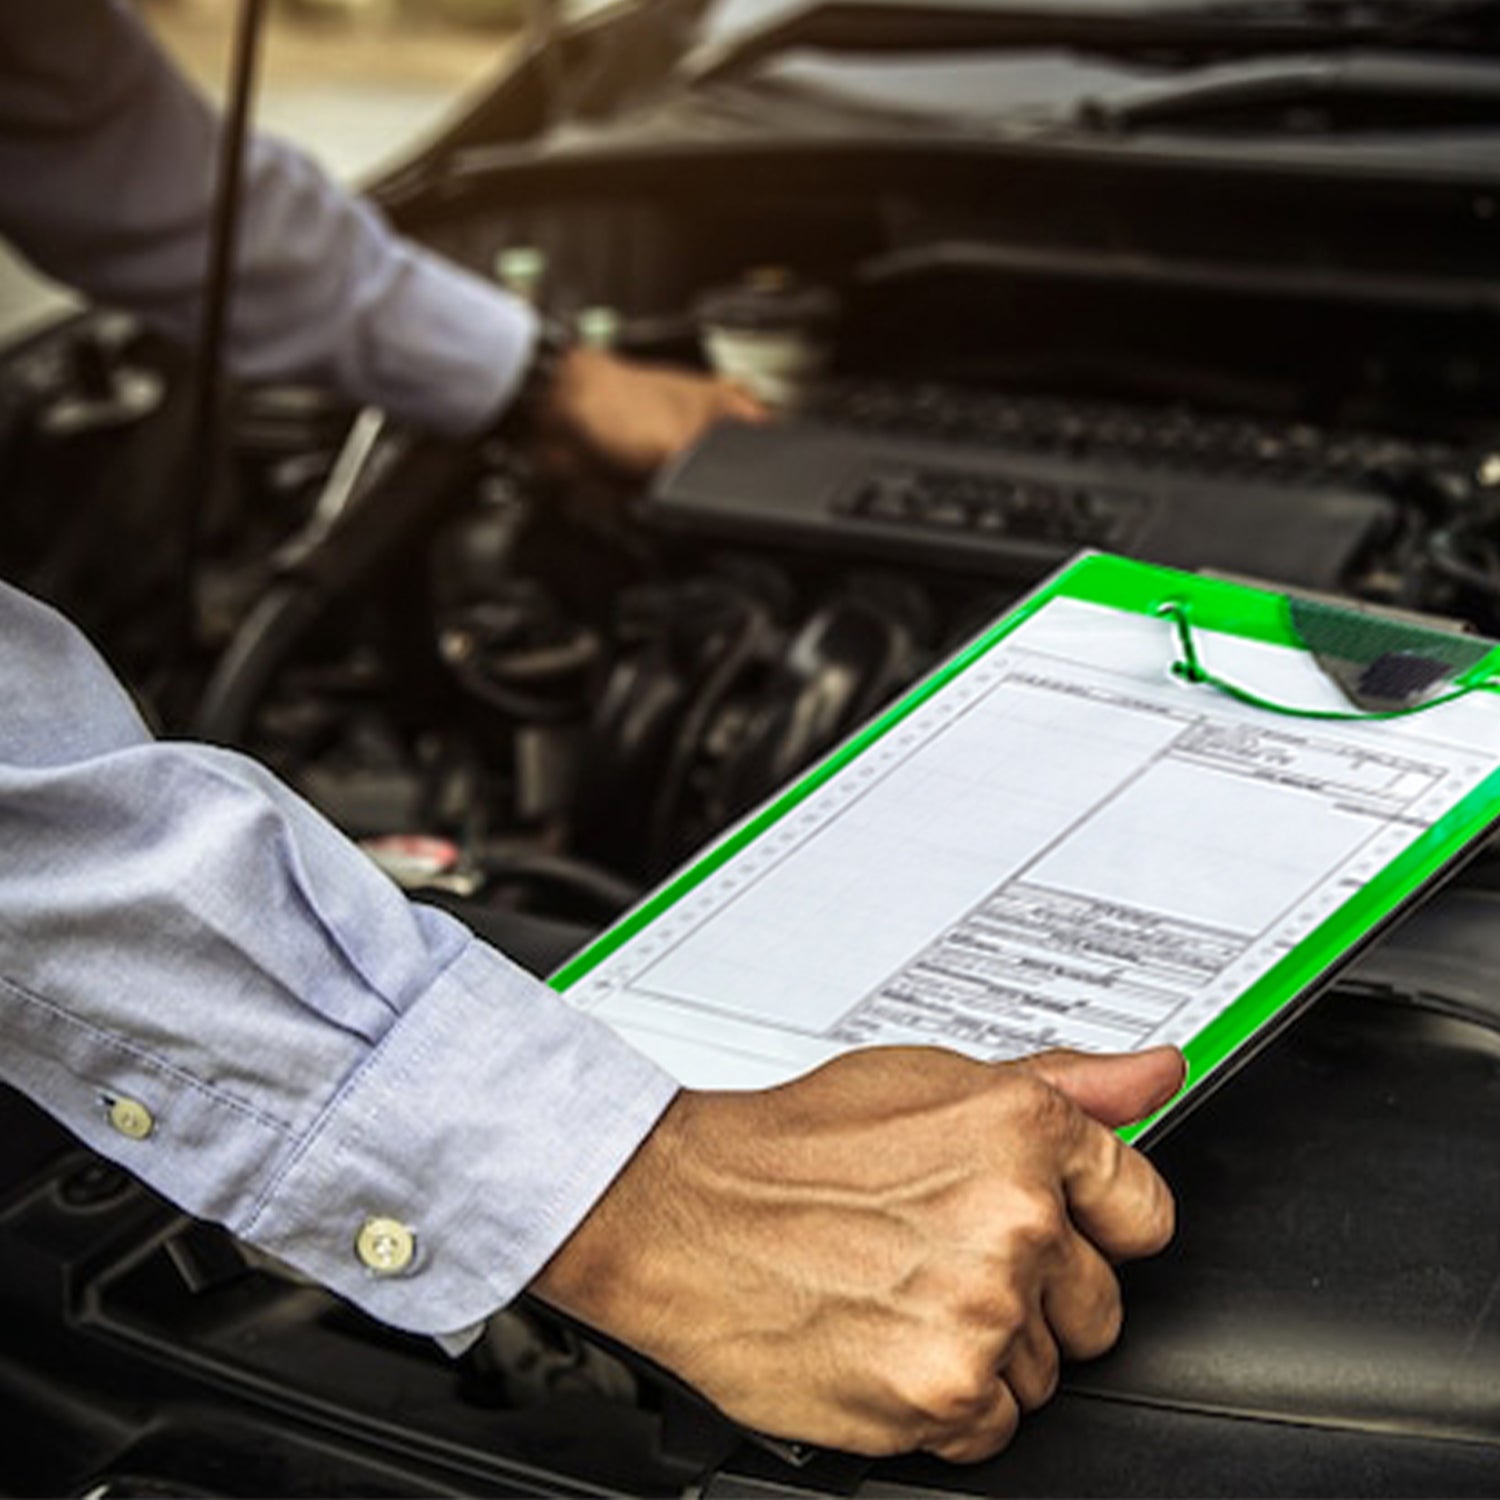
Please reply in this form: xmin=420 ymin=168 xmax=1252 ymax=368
xmin=1006 ymin=1069 xmax=1068 ymax=1123
xmin=960 ymin=1281 xmax=1028 ymax=1345
xmin=1109 ymin=1155 xmax=1177 ymax=1259
xmin=1142 ymin=1170 xmax=1178 ymax=1253
xmin=1070 ymin=1277 xmax=1125 ymax=1360
xmin=898 ymin=1348 xmax=996 ymax=1427
xmin=1005 ymin=1192 xmax=1069 ymax=1257
xmin=928 ymin=1387 xmax=1021 ymax=1465
xmin=1092 ymin=1294 xmax=1126 ymax=1356
xmin=1036 ymin=1352 xmax=1061 ymax=1405
xmin=1013 ymin=1356 xmax=1060 ymax=1412
xmin=1004 ymin=1323 xmax=1061 ymax=1413
xmin=1090 ymin=1127 xmax=1129 ymax=1191
xmin=924 ymin=1258 xmax=1021 ymax=1333
xmin=930 ymin=1415 xmax=1020 ymax=1465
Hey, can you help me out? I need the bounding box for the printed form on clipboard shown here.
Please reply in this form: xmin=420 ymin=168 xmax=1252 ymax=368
xmin=551 ymin=553 xmax=1500 ymax=1142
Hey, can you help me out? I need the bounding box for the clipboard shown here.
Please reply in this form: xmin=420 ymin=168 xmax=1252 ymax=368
xmin=551 ymin=552 xmax=1500 ymax=1148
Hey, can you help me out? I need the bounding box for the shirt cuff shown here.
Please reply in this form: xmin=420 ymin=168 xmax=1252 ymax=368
xmin=234 ymin=936 xmax=679 ymax=1340
xmin=359 ymin=246 xmax=541 ymax=437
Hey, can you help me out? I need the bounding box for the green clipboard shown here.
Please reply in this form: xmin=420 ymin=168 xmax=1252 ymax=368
xmin=552 ymin=552 xmax=1500 ymax=1147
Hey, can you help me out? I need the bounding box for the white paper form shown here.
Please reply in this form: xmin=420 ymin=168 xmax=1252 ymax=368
xmin=565 ymin=598 xmax=1500 ymax=1090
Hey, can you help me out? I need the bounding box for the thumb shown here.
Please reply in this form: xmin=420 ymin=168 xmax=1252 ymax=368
xmin=718 ymin=381 xmax=773 ymax=423
xmin=1020 ymin=1046 xmax=1186 ymax=1128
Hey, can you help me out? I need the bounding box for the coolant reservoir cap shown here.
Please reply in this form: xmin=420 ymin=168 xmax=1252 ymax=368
xmin=360 ymin=834 xmax=462 ymax=889
xmin=697 ymin=267 xmax=838 ymax=333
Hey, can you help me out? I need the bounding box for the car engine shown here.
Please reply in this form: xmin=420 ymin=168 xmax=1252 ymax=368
xmin=7 ymin=151 xmax=1500 ymax=931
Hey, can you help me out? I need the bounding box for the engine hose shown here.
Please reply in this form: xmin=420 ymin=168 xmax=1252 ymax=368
xmin=193 ymin=433 xmax=478 ymax=744
xmin=646 ymin=598 xmax=776 ymax=870
xmin=193 ymin=582 xmax=323 ymax=745
xmin=475 ymin=847 xmax=643 ymax=919
xmin=1426 ymin=526 xmax=1500 ymax=600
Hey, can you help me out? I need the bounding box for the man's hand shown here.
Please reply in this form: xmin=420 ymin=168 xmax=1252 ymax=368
xmin=532 ymin=1045 xmax=1182 ymax=1462
xmin=532 ymin=346 xmax=766 ymax=478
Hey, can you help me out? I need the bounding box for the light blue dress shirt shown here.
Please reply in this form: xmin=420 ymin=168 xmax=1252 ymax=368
xmin=0 ymin=0 xmax=536 ymax=435
xmin=0 ymin=3 xmax=678 ymax=1342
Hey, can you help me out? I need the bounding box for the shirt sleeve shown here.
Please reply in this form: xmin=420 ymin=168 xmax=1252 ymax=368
xmin=0 ymin=0 xmax=534 ymax=436
xmin=0 ymin=578 xmax=678 ymax=1342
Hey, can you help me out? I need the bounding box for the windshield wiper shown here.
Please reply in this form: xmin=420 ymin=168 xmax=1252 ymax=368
xmin=683 ymin=0 xmax=1500 ymax=87
xmin=1073 ymin=48 xmax=1500 ymax=130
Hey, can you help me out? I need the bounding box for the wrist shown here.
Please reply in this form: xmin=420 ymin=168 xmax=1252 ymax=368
xmin=531 ymin=1088 xmax=701 ymax=1343
xmin=490 ymin=314 xmax=576 ymax=448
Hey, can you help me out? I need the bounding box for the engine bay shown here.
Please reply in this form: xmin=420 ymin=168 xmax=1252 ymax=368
xmin=11 ymin=148 xmax=1500 ymax=916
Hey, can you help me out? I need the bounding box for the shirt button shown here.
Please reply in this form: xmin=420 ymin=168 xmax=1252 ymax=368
xmin=356 ymin=1217 xmax=416 ymax=1276
xmin=106 ymin=1096 xmax=155 ymax=1140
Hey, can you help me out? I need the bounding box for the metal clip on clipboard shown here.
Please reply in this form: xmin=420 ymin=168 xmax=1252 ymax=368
xmin=1158 ymin=588 xmax=1500 ymax=721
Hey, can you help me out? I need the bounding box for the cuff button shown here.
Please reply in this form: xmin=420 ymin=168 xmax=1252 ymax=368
xmin=356 ymin=1216 xmax=416 ymax=1276
xmin=106 ymin=1096 xmax=155 ymax=1140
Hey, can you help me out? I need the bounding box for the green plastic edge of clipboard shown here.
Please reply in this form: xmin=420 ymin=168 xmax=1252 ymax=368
xmin=549 ymin=552 xmax=1500 ymax=1146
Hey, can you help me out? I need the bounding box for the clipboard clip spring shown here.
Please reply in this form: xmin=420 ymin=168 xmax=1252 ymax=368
xmin=1155 ymin=599 xmax=1500 ymax=722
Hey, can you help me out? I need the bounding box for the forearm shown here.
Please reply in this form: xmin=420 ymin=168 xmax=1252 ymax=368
xmin=0 ymin=0 xmax=534 ymax=434
xmin=0 ymin=581 xmax=675 ymax=1340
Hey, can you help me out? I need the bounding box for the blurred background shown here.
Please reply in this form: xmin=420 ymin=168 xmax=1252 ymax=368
xmin=0 ymin=0 xmax=525 ymax=340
